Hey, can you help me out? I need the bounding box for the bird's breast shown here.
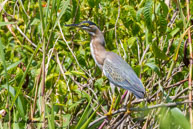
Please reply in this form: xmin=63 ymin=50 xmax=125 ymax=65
xmin=90 ymin=40 xmax=107 ymax=69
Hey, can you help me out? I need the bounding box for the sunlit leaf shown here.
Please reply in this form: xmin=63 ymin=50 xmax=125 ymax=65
xmin=63 ymin=114 xmax=71 ymax=127
xmin=169 ymin=28 xmax=180 ymax=37
xmin=171 ymin=108 xmax=190 ymax=129
xmin=0 ymin=22 xmax=16 ymax=27
xmin=127 ymin=37 xmax=136 ymax=48
xmin=65 ymin=71 xmax=87 ymax=79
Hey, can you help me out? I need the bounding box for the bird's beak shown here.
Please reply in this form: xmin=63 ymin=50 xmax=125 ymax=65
xmin=65 ymin=23 xmax=80 ymax=27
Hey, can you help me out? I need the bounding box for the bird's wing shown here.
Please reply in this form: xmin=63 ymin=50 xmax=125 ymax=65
xmin=103 ymin=52 xmax=145 ymax=98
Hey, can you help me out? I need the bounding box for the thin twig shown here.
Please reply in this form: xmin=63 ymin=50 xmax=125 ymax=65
xmin=45 ymin=37 xmax=59 ymax=76
xmin=31 ymin=68 xmax=42 ymax=121
xmin=98 ymin=120 xmax=108 ymax=129
xmin=54 ymin=50 xmax=72 ymax=97
xmin=15 ymin=25 xmax=42 ymax=50
xmin=186 ymin=0 xmax=193 ymax=126
xmin=136 ymin=38 xmax=141 ymax=63
xmin=168 ymin=9 xmax=178 ymax=28
xmin=119 ymin=40 xmax=127 ymax=60
xmin=114 ymin=0 xmax=121 ymax=55
xmin=140 ymin=45 xmax=149 ymax=65
xmin=112 ymin=113 xmax=129 ymax=129
xmin=0 ymin=0 xmax=8 ymax=12
xmin=164 ymin=79 xmax=188 ymax=89
xmin=172 ymin=88 xmax=189 ymax=101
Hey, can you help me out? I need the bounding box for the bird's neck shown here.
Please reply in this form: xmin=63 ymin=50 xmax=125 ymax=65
xmin=91 ymin=29 xmax=105 ymax=46
xmin=90 ymin=35 xmax=107 ymax=69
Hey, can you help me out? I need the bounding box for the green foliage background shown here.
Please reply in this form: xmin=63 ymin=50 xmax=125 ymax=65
xmin=0 ymin=0 xmax=192 ymax=128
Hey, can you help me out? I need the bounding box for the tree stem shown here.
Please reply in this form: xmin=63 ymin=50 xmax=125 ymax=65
xmin=186 ymin=0 xmax=193 ymax=127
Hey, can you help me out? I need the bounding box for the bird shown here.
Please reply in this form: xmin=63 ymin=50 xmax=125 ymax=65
xmin=65 ymin=21 xmax=145 ymax=115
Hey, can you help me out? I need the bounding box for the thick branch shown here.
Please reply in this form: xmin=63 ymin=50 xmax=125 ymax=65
xmin=88 ymin=101 xmax=193 ymax=128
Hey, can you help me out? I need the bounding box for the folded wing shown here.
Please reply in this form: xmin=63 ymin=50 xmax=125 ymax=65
xmin=103 ymin=52 xmax=145 ymax=98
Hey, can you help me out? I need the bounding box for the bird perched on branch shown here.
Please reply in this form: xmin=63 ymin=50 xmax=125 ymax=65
xmin=66 ymin=21 xmax=145 ymax=115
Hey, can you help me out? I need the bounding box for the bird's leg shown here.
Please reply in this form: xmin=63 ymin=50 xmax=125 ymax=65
xmin=105 ymin=83 xmax=116 ymax=117
xmin=126 ymin=94 xmax=133 ymax=114
xmin=105 ymin=94 xmax=116 ymax=116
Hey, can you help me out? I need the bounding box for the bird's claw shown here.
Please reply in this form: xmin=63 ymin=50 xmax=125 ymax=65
xmin=105 ymin=111 xmax=113 ymax=116
xmin=105 ymin=95 xmax=116 ymax=118
xmin=125 ymin=109 xmax=131 ymax=114
xmin=105 ymin=111 xmax=113 ymax=120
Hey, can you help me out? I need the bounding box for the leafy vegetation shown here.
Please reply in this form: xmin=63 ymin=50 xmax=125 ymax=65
xmin=0 ymin=0 xmax=192 ymax=128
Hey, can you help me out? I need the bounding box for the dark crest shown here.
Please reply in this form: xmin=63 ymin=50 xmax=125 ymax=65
xmin=81 ymin=21 xmax=97 ymax=26
xmin=65 ymin=21 xmax=97 ymax=27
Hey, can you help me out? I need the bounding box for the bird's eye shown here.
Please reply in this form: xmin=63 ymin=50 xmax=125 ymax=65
xmin=82 ymin=23 xmax=90 ymax=27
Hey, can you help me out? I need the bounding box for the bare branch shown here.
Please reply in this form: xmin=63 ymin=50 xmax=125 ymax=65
xmin=88 ymin=101 xmax=193 ymax=128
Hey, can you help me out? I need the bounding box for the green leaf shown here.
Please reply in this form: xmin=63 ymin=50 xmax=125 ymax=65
xmin=47 ymin=103 xmax=55 ymax=129
xmin=146 ymin=62 xmax=160 ymax=75
xmin=127 ymin=37 xmax=136 ymax=48
xmin=72 ymin=0 xmax=80 ymax=23
xmin=87 ymin=0 xmax=95 ymax=8
xmin=0 ymin=38 xmax=10 ymax=110
xmin=2 ymin=84 xmax=16 ymax=98
xmin=63 ymin=114 xmax=71 ymax=127
xmin=65 ymin=71 xmax=87 ymax=79
xmin=46 ymin=73 xmax=59 ymax=82
xmin=13 ymin=109 xmax=20 ymax=129
xmin=136 ymin=7 xmax=144 ymax=21
xmin=2 ymin=84 xmax=25 ymax=119
xmin=22 ymin=45 xmax=34 ymax=53
xmin=143 ymin=0 xmax=153 ymax=30
xmin=38 ymin=0 xmax=45 ymax=31
xmin=0 ymin=59 xmax=24 ymax=75
xmin=75 ymin=97 xmax=93 ymax=129
xmin=54 ymin=0 xmax=70 ymax=29
xmin=61 ymin=1 xmax=72 ymax=22
xmin=159 ymin=15 xmax=167 ymax=33
xmin=69 ymin=99 xmax=85 ymax=110
xmin=152 ymin=42 xmax=169 ymax=60
xmin=123 ymin=5 xmax=136 ymax=19
xmin=74 ymin=90 xmax=91 ymax=101
xmin=16 ymin=95 xmax=25 ymax=119
xmin=171 ymin=108 xmax=191 ymax=129
xmin=169 ymin=28 xmax=180 ymax=37
xmin=94 ymin=78 xmax=103 ymax=90
xmin=31 ymin=18 xmax=41 ymax=26
xmin=133 ymin=65 xmax=141 ymax=77
xmin=159 ymin=108 xmax=171 ymax=129
xmin=0 ymin=22 xmax=16 ymax=27
xmin=80 ymin=101 xmax=103 ymax=129
xmin=160 ymin=1 xmax=168 ymax=17
xmin=0 ymin=38 xmax=8 ymax=83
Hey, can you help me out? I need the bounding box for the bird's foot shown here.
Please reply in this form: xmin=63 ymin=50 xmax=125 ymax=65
xmin=105 ymin=95 xmax=116 ymax=117
xmin=104 ymin=107 xmax=113 ymax=120
xmin=125 ymin=94 xmax=133 ymax=114
xmin=105 ymin=111 xmax=113 ymax=117
xmin=125 ymin=109 xmax=131 ymax=114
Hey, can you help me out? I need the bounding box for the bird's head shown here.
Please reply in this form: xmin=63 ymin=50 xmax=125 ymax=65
xmin=65 ymin=21 xmax=99 ymax=37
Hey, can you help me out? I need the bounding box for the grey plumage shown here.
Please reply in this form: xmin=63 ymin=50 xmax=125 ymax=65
xmin=65 ymin=21 xmax=145 ymax=99
xmin=103 ymin=52 xmax=145 ymax=98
